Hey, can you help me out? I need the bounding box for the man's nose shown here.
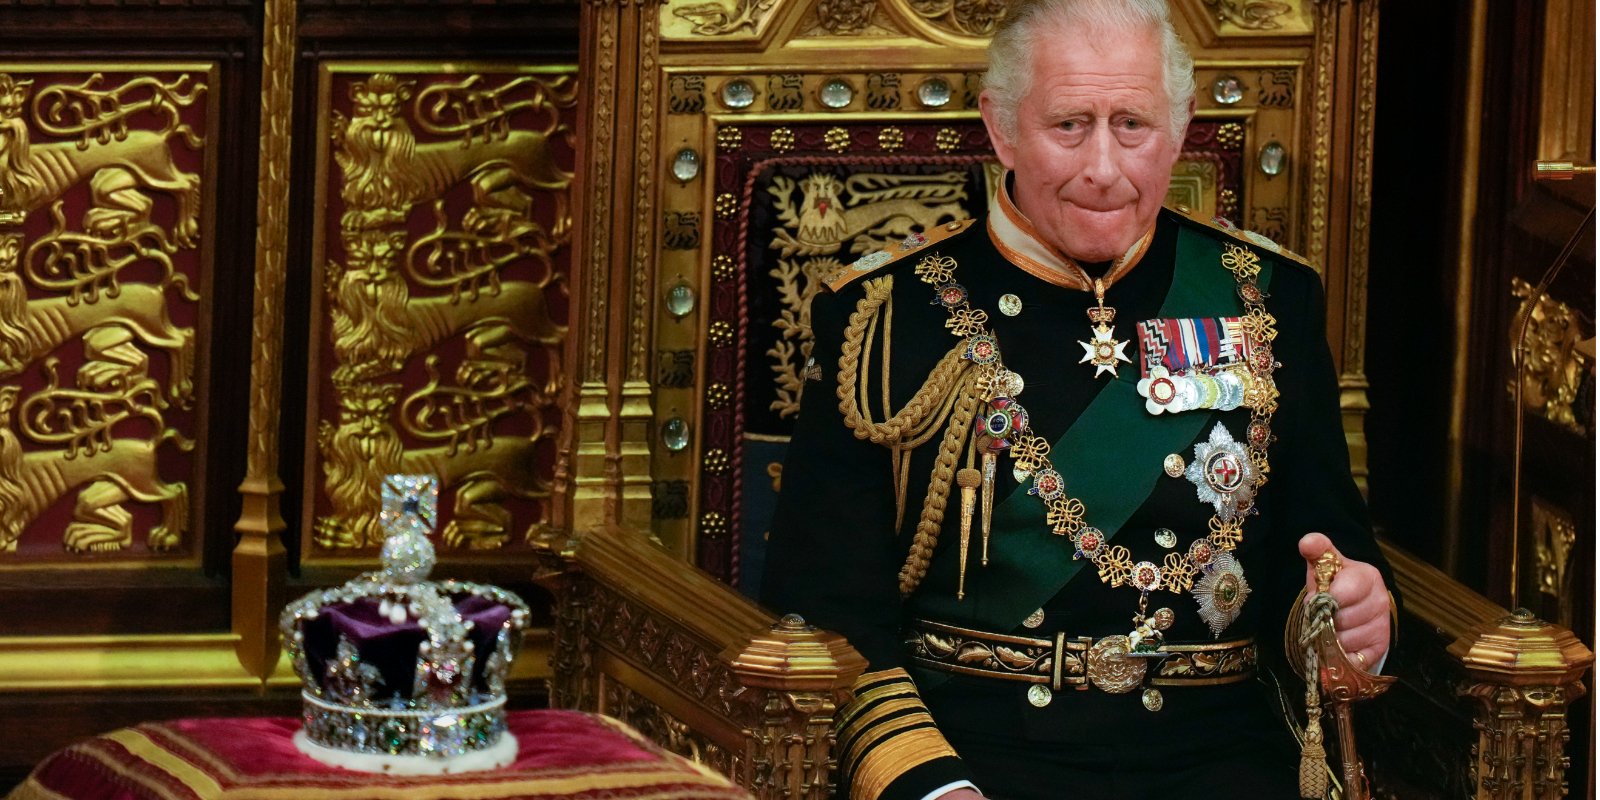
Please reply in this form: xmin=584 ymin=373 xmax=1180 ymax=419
xmin=1081 ymin=124 xmax=1120 ymax=187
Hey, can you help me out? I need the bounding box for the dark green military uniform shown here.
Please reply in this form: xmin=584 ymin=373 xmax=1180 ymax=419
xmin=762 ymin=204 xmax=1392 ymax=800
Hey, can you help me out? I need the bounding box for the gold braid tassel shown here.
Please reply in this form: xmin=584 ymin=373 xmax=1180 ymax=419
xmin=1299 ymin=576 xmax=1340 ymax=798
xmin=897 ymin=370 xmax=981 ymax=595
xmin=1299 ymin=722 xmax=1328 ymax=798
xmin=955 ymin=467 xmax=979 ymax=599
xmin=980 ymin=451 xmax=996 ymax=565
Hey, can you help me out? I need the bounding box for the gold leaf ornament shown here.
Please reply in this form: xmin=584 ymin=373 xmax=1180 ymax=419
xmin=957 ymin=643 xmax=994 ymax=664
xmin=922 ymin=633 xmax=957 ymax=658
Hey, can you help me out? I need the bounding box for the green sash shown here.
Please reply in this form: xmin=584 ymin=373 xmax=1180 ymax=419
xmin=910 ymin=226 xmax=1272 ymax=642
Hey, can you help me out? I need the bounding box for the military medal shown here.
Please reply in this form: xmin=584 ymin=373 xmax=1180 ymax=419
xmin=1078 ymin=279 xmax=1131 ymax=379
xmin=1138 ymin=367 xmax=1182 ymax=414
xmin=1134 ymin=317 xmax=1260 ymax=414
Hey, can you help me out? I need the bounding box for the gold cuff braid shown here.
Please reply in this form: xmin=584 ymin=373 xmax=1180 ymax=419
xmin=837 ymin=668 xmax=959 ymax=800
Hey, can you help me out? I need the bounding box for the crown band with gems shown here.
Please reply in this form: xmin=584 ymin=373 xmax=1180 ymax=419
xmin=299 ymin=691 xmax=508 ymax=758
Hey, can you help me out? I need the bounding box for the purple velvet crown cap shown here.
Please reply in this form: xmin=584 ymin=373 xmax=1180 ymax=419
xmin=302 ymin=594 xmax=514 ymax=703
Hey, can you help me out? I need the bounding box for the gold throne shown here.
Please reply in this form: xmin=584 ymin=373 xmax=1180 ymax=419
xmin=542 ymin=0 xmax=1595 ymax=798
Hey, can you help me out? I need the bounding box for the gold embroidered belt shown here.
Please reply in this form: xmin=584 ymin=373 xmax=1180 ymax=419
xmin=906 ymin=618 xmax=1257 ymax=695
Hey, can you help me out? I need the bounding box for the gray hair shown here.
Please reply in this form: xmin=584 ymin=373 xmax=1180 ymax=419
xmin=984 ymin=0 xmax=1195 ymax=142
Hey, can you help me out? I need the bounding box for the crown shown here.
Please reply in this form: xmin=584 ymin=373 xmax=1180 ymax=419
xmin=280 ymin=474 xmax=530 ymax=774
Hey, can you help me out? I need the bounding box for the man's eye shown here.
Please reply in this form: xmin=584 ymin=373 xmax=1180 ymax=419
xmin=1120 ymin=118 xmax=1142 ymax=130
xmin=1059 ymin=120 xmax=1078 ymax=131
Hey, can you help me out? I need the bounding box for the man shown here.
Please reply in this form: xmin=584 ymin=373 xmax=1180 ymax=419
xmin=762 ymin=1 xmax=1395 ymax=798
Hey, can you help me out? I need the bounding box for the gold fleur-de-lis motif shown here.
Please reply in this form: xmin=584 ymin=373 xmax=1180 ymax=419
xmin=1046 ymin=497 xmax=1085 ymax=535
xmin=1162 ymin=551 xmax=1198 ymax=592
xmin=946 ymin=307 xmax=990 ymax=338
xmin=1095 ymin=545 xmax=1133 ymax=587
xmin=1220 ymin=243 xmax=1261 ymax=282
xmin=1010 ymin=434 xmax=1051 ymax=474
xmin=1208 ymin=516 xmax=1244 ymax=550
xmin=914 ymin=254 xmax=956 ymax=286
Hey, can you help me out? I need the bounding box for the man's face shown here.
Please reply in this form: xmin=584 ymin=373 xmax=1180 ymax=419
xmin=981 ymin=21 xmax=1189 ymax=263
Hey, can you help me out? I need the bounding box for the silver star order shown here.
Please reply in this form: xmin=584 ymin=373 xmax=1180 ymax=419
xmin=1078 ymin=324 xmax=1132 ymax=379
xmin=1192 ymin=550 xmax=1251 ymax=637
xmin=1183 ymin=422 xmax=1259 ymax=520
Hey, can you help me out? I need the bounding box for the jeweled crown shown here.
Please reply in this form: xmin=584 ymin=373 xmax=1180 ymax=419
xmin=280 ymin=474 xmax=530 ymax=772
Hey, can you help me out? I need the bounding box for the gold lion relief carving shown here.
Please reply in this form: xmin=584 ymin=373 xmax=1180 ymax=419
xmin=327 ymin=228 xmax=563 ymax=383
xmin=0 ymin=73 xmax=204 ymax=248
xmin=0 ymin=384 xmax=191 ymax=554
xmin=315 ymin=380 xmax=544 ymax=550
xmin=0 ymin=235 xmax=195 ymax=405
xmin=0 ymin=68 xmax=206 ymax=559
xmin=332 ymin=73 xmax=574 ymax=234
xmin=316 ymin=70 xmax=573 ymax=551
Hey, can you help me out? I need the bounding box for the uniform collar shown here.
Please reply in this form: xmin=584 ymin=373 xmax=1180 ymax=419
xmin=985 ymin=170 xmax=1155 ymax=291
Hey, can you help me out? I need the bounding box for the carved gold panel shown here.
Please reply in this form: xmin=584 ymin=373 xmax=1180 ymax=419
xmin=303 ymin=63 xmax=577 ymax=560
xmin=1509 ymin=277 xmax=1592 ymax=436
xmin=0 ymin=64 xmax=217 ymax=564
xmin=1189 ymin=0 xmax=1313 ymax=38
xmin=1530 ymin=497 xmax=1578 ymax=618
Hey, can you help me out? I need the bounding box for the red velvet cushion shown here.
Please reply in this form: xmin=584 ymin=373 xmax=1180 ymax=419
xmin=8 ymin=710 xmax=752 ymax=800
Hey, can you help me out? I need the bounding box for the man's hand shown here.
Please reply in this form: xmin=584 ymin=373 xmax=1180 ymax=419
xmin=935 ymin=790 xmax=984 ymax=800
xmin=1299 ymin=533 xmax=1390 ymax=668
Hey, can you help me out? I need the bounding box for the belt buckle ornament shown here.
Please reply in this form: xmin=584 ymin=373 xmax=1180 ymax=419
xmin=1086 ymin=636 xmax=1145 ymax=694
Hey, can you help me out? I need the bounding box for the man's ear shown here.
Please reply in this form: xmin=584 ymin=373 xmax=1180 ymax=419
xmin=978 ymin=90 xmax=1016 ymax=170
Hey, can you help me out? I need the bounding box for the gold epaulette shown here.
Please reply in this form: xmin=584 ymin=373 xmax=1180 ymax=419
xmin=825 ymin=218 xmax=978 ymax=294
xmin=1166 ymin=205 xmax=1318 ymax=271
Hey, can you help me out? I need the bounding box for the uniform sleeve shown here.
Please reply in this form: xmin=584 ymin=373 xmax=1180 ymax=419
xmin=1260 ymin=266 xmax=1399 ymax=654
xmin=761 ymin=287 xmax=975 ymax=800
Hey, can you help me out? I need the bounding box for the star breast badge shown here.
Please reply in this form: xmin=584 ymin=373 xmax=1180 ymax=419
xmin=1183 ymin=422 xmax=1259 ymax=520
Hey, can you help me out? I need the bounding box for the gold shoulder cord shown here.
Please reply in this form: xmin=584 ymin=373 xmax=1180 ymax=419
xmin=835 ymin=274 xmax=982 ymax=595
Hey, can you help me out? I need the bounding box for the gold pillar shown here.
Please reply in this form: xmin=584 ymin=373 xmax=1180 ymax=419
xmin=232 ymin=0 xmax=296 ymax=679
xmin=565 ymin=0 xmax=664 ymax=534
xmin=1308 ymin=0 xmax=1381 ymax=493
xmin=1449 ymin=609 xmax=1594 ymax=800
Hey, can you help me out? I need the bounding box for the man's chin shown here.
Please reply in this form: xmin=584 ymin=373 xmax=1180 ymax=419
xmin=1050 ymin=215 xmax=1138 ymax=263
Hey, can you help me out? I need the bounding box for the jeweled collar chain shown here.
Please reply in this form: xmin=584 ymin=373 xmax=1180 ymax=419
xmin=913 ymin=238 xmax=1281 ymax=655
